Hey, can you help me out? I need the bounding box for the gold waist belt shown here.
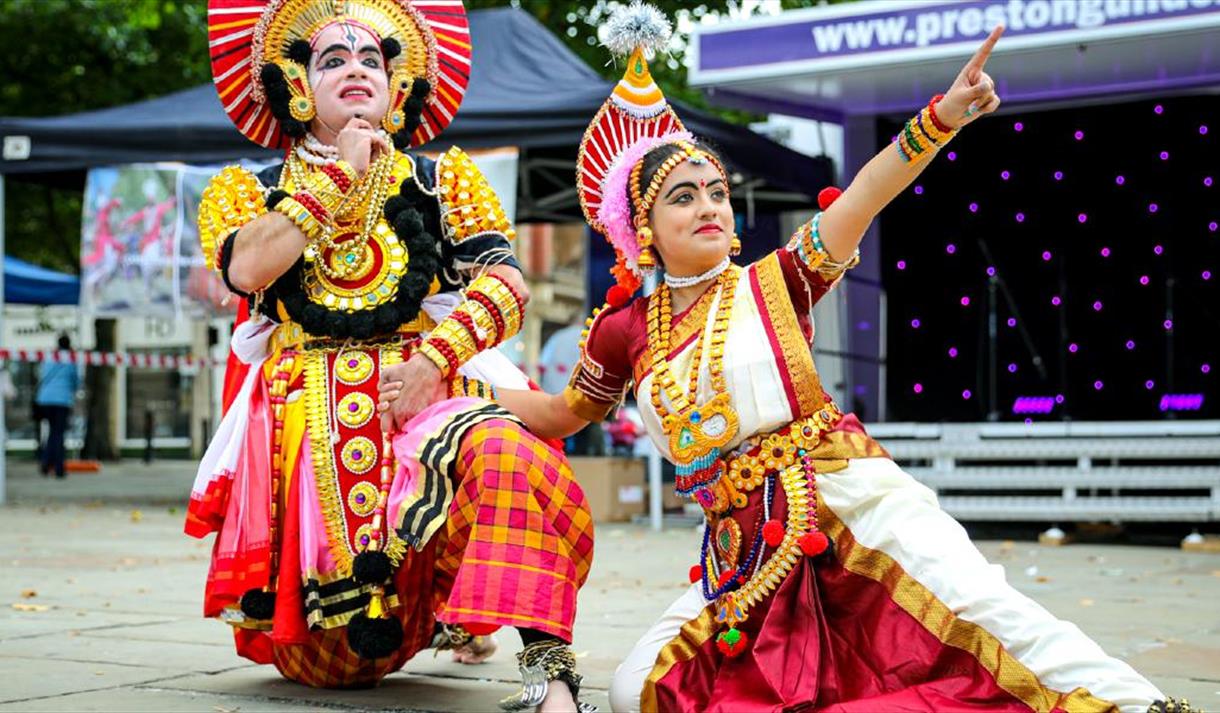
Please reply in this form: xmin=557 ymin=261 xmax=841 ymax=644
xmin=269 ymin=312 xmax=436 ymax=353
xmin=723 ymin=402 xmax=844 ymax=499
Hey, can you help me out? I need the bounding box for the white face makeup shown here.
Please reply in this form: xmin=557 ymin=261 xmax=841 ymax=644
xmin=307 ymin=21 xmax=390 ymax=134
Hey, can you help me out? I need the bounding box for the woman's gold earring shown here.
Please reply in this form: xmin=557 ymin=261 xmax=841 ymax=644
xmin=729 ymin=233 xmax=741 ymax=256
xmin=637 ymin=226 xmax=656 ymax=270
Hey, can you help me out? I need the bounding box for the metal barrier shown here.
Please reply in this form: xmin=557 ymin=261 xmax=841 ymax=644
xmin=868 ymin=421 xmax=1220 ymax=522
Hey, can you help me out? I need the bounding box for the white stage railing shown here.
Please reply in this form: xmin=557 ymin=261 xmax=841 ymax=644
xmin=868 ymin=421 xmax=1220 ymax=523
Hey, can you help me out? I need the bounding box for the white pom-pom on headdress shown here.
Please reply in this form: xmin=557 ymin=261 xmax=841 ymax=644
xmin=602 ymin=1 xmax=672 ymax=58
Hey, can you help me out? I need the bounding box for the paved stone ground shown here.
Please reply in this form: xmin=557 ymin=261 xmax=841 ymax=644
xmin=1 ymin=459 xmax=1219 ymax=711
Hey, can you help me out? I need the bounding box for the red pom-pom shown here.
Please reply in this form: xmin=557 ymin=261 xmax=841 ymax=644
xmin=716 ymin=628 xmax=749 ymax=658
xmin=689 ymin=565 xmax=702 ymax=584
xmin=717 ymin=569 xmax=737 ymax=589
xmin=799 ymin=531 xmax=830 ymax=557
xmin=762 ymin=520 xmax=785 ymax=547
xmin=817 ymin=186 xmax=843 ymax=210
xmin=606 ymin=284 xmax=631 ymax=308
xmin=462 ymin=622 xmax=500 ymax=636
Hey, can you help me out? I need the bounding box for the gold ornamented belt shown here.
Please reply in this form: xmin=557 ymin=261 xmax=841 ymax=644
xmin=696 ymin=402 xmax=844 ymax=514
xmin=269 ymin=312 xmax=435 ymax=353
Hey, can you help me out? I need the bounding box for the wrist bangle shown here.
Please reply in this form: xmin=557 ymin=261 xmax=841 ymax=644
xmin=927 ymin=94 xmax=953 ymax=133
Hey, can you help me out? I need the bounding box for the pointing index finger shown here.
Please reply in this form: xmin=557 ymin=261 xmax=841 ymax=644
xmin=966 ymin=25 xmax=1004 ymax=77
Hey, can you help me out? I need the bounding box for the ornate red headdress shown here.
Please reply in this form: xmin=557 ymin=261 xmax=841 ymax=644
xmin=577 ymin=3 xmax=727 ymax=297
xmin=207 ymin=0 xmax=470 ymax=150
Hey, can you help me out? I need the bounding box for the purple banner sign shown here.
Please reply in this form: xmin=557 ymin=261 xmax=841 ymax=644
xmin=697 ymin=0 xmax=1220 ymax=73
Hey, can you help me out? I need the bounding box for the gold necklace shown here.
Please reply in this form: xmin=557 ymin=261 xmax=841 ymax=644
xmin=646 ymin=267 xmax=740 ymax=472
xmin=285 ymin=148 xmax=396 ymax=281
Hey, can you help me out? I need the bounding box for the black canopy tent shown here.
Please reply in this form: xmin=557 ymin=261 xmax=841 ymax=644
xmin=0 ymin=7 xmax=830 ymax=221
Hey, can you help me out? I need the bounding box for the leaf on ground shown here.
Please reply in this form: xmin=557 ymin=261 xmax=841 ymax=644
xmin=20 ymin=589 xmax=37 ymax=598
xmin=1079 ymin=598 xmax=1094 ymax=607
xmin=130 ymin=509 xmax=143 ymax=522
xmin=12 ymin=603 xmax=50 ymax=612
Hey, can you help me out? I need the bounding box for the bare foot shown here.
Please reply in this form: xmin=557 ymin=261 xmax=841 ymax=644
xmin=451 ymin=633 xmax=497 ymax=664
xmin=537 ymin=679 xmax=578 ymax=713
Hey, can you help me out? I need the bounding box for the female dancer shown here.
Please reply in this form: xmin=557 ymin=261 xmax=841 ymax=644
xmin=384 ymin=6 xmax=1182 ymax=712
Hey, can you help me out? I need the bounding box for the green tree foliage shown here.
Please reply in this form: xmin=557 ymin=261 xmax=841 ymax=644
xmin=1 ymin=0 xmax=209 ymax=272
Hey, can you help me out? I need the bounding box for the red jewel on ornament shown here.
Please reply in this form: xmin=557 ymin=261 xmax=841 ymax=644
xmin=817 ymin=186 xmax=843 ymax=210
xmin=689 ymin=565 xmax=702 ymax=584
xmin=606 ymin=284 xmax=631 ymax=308
xmin=762 ymin=520 xmax=785 ymax=547
xmin=717 ymin=569 xmax=737 ymax=589
xmin=799 ymin=531 xmax=830 ymax=557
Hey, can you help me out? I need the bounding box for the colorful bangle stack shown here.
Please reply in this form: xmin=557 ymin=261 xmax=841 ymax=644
xmin=895 ymin=95 xmax=957 ymax=164
xmin=419 ymin=273 xmax=526 ymax=378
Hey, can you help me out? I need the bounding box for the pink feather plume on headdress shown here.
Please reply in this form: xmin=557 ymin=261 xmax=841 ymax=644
xmin=595 ymin=130 xmax=692 ymax=274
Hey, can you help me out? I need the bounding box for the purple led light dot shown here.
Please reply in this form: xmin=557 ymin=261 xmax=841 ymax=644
xmin=1149 ymin=203 xmax=1159 ymax=213
xmin=1100 ymin=247 xmax=1110 ymax=257
xmin=1007 ymin=318 xmax=1017 ymax=327
xmin=896 ymin=260 xmax=907 ymax=270
xmin=1077 ymin=213 xmax=1088 ymax=224
xmin=914 ymin=185 xmax=924 ymax=195
xmin=962 ymin=389 xmax=972 ymax=399
xmin=1203 ymin=271 xmax=1213 ymax=281
xmin=1041 ymin=250 xmax=1052 ymax=261
xmin=1092 ymin=300 xmax=1103 ymax=312
xmin=1203 ymin=364 xmax=1212 ymax=374
xmin=1013 ymin=121 xmax=1024 ymax=132
xmin=1093 ymin=380 xmax=1104 ymax=390
xmin=1125 ymin=340 xmax=1136 ymax=350
xmin=986 ymin=266 xmax=997 ymax=277
xmin=1053 ymin=170 xmax=1063 ymax=181
xmin=913 ymin=383 xmax=923 ymax=394
xmin=1159 ymin=150 xmax=1170 ymax=161
xmin=1068 ymin=343 xmax=1079 ymax=353
xmin=1051 ymin=296 xmax=1061 ymax=306
xmin=945 ymin=243 xmax=956 ymax=254
xmin=910 ymin=318 xmax=921 ymax=328
xmin=1000 ymin=170 xmax=1011 ymax=180
xmin=1153 ymin=244 xmax=1164 ymax=255
xmin=960 ymin=296 xmax=971 ymax=307
xmin=947 ymin=151 xmax=957 ymax=161
xmin=1007 ymin=363 xmax=1018 ymax=373
xmin=1164 ymin=319 xmax=1174 ymax=330
xmin=1074 ymin=130 xmax=1084 ymax=140
xmin=1115 ymin=175 xmax=1125 ymax=186
xmin=1015 ymin=212 xmax=1025 ymax=223
xmin=968 ymin=202 xmax=979 ymax=213
xmin=948 ymin=347 xmax=958 ymax=358
xmin=1201 ymin=125 xmax=1209 ymax=135
xmin=1139 ymin=275 xmax=1150 ymax=286
xmin=1145 ymin=380 xmax=1155 ymax=390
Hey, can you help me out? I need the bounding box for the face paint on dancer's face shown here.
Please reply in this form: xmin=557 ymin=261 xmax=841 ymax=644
xmin=649 ymin=160 xmax=733 ymax=277
xmin=308 ymin=22 xmax=391 ymax=132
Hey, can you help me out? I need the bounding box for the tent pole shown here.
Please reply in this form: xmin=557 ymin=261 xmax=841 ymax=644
xmin=0 ymin=173 xmax=7 ymax=505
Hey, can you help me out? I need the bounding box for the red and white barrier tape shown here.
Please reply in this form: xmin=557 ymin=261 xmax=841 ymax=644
xmin=0 ymin=349 xmax=223 ymax=369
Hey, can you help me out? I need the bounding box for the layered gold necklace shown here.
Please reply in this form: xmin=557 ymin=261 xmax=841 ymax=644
xmin=284 ymin=146 xmax=397 ymax=282
xmin=646 ymin=267 xmax=741 ymax=507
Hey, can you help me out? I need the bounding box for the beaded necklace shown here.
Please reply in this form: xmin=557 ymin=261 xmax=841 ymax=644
xmin=284 ymin=145 xmax=397 ymax=282
xmin=646 ymin=266 xmax=740 ymax=507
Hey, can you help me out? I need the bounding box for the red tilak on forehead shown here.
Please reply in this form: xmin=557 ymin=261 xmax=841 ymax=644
xmin=699 ymin=178 xmax=707 ymax=188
